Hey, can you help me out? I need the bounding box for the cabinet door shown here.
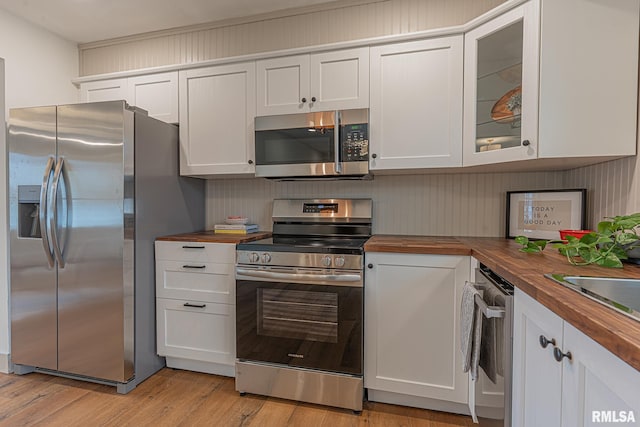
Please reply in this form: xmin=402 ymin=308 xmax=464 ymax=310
xmin=309 ymin=47 xmax=369 ymax=111
xmin=561 ymin=322 xmax=640 ymax=426
xmin=512 ymin=288 xmax=563 ymax=427
xmin=80 ymin=78 xmax=128 ymax=103
xmin=157 ymin=298 xmax=235 ymax=366
xmin=365 ymin=253 xmax=470 ymax=404
xmin=369 ymin=37 xmax=463 ymax=170
xmin=128 ymin=72 xmax=178 ymax=123
xmin=256 ymin=55 xmax=309 ymax=116
xmin=179 ymin=62 xmax=256 ymax=176
xmin=462 ymin=2 xmax=539 ymax=166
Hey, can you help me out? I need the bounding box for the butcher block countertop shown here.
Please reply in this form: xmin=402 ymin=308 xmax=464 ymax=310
xmin=366 ymin=235 xmax=640 ymax=372
xmin=156 ymin=231 xmax=271 ymax=244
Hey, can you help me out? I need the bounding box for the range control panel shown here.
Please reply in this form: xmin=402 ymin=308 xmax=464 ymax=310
xmin=341 ymin=124 xmax=369 ymax=162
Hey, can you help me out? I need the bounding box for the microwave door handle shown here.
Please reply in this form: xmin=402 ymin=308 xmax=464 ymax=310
xmin=334 ymin=110 xmax=342 ymax=174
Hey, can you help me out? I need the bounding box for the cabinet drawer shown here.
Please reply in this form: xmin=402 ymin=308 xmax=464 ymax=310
xmin=156 ymin=298 xmax=235 ymax=366
xmin=156 ymin=260 xmax=234 ymax=303
xmin=155 ymin=241 xmax=235 ymax=263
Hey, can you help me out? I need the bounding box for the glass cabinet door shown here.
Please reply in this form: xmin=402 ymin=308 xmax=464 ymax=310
xmin=463 ymin=2 xmax=540 ymax=166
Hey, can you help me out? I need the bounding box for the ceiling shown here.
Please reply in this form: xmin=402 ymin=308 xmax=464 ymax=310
xmin=0 ymin=0 xmax=342 ymax=44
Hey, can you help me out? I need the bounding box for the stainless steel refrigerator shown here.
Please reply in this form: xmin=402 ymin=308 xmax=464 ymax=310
xmin=8 ymin=100 xmax=204 ymax=393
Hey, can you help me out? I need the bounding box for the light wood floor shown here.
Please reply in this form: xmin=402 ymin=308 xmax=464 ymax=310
xmin=0 ymin=368 xmax=483 ymax=426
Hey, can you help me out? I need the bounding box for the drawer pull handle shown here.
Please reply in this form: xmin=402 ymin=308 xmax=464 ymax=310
xmin=183 ymin=265 xmax=206 ymax=269
xmin=182 ymin=245 xmax=205 ymax=249
xmin=183 ymin=303 xmax=206 ymax=308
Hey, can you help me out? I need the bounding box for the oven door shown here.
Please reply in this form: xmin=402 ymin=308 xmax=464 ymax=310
xmin=236 ymin=265 xmax=363 ymax=375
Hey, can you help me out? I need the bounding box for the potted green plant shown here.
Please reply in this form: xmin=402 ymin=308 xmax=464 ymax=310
xmin=515 ymin=213 xmax=640 ymax=268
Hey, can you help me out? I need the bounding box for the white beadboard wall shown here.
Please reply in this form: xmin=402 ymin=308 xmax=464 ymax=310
xmin=566 ymin=156 xmax=640 ymax=229
xmin=206 ymin=171 xmax=566 ymax=236
xmin=78 ymin=0 xmax=505 ymax=76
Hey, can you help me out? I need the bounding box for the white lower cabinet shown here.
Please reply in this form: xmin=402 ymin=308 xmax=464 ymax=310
xmin=364 ymin=252 xmax=470 ymax=411
xmin=513 ymin=288 xmax=640 ymax=426
xmin=155 ymin=241 xmax=236 ymax=377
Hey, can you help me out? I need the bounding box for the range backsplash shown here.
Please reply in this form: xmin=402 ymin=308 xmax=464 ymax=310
xmin=206 ymin=171 xmax=566 ymax=237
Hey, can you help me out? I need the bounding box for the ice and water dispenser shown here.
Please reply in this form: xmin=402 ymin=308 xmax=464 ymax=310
xmin=18 ymin=185 xmax=42 ymax=238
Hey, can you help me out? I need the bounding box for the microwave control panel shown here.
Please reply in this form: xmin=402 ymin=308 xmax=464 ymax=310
xmin=341 ymin=124 xmax=369 ymax=162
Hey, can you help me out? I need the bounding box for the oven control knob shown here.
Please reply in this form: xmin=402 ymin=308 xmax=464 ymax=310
xmin=249 ymin=252 xmax=260 ymax=263
xmin=334 ymin=256 xmax=345 ymax=268
xmin=321 ymin=255 xmax=332 ymax=267
xmin=261 ymin=253 xmax=271 ymax=263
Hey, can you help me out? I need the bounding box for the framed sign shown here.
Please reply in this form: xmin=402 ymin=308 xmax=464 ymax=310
xmin=506 ymin=189 xmax=587 ymax=239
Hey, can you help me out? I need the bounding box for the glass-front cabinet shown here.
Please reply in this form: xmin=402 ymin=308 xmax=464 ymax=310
xmin=463 ymin=2 xmax=540 ymax=166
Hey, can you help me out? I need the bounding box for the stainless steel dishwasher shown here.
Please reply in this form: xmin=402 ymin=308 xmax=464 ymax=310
xmin=468 ymin=263 xmax=514 ymax=427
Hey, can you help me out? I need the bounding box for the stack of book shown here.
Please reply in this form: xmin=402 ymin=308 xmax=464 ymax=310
xmin=213 ymin=223 xmax=259 ymax=234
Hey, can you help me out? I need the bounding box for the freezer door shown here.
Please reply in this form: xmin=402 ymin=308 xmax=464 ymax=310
xmin=9 ymin=106 xmax=58 ymax=370
xmin=56 ymin=101 xmax=132 ymax=382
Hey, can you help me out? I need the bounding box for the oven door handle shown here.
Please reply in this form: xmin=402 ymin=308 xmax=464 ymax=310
xmin=236 ymin=267 xmax=362 ymax=287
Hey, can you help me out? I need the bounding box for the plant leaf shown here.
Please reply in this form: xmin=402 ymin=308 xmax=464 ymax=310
xmin=596 ymin=254 xmax=624 ymax=268
xmin=616 ymin=232 xmax=640 ymax=246
xmin=514 ymin=236 xmax=529 ymax=245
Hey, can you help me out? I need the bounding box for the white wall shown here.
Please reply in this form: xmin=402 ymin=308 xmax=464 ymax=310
xmin=0 ymin=8 xmax=79 ymax=372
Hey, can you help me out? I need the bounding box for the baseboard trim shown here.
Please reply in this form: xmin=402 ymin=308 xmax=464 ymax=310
xmin=0 ymin=353 xmax=11 ymax=373
xmin=166 ymin=357 xmax=234 ymax=377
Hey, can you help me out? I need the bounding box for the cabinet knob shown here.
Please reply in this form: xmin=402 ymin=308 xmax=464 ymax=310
xmin=248 ymin=159 xmax=254 ymax=165
xmin=367 ymin=263 xmax=373 ymax=269
xmin=371 ymin=153 xmax=377 ymax=159
xmin=522 ymin=140 xmax=531 ymax=147
xmin=301 ymin=97 xmax=307 ymax=103
xmin=311 ymin=97 xmax=316 ymax=102
xmin=553 ymin=347 xmax=572 ymax=362
xmin=539 ymin=335 xmax=556 ymax=349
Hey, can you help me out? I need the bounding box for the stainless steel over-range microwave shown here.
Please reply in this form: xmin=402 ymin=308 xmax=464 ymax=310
xmin=254 ymin=108 xmax=369 ymax=179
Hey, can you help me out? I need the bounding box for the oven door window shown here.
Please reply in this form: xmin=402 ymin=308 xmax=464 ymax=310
xmin=258 ymin=288 xmax=338 ymax=343
xmin=237 ymin=280 xmax=362 ymax=375
xmin=254 ymin=128 xmax=335 ymax=166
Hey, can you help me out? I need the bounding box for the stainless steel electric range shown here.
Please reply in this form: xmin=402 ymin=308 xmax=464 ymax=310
xmin=235 ymin=198 xmax=372 ymax=412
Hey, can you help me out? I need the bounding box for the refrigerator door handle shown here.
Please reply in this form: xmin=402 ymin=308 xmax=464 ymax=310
xmin=50 ymin=157 xmax=68 ymax=268
xmin=40 ymin=156 xmax=56 ymax=268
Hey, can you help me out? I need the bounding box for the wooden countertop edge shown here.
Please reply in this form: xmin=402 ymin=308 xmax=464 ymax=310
xmin=156 ymin=231 xmax=271 ymax=243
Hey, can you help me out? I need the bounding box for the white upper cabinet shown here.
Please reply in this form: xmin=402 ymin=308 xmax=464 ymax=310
xmin=127 ymin=72 xmax=179 ymax=123
xmin=369 ymin=36 xmax=463 ymax=170
xmin=80 ymin=78 xmax=128 ymax=103
xmin=79 ymin=72 xmax=179 ymax=123
xmin=178 ymin=62 xmax=256 ymax=177
xmin=463 ymin=0 xmax=639 ymax=167
xmin=256 ymin=47 xmax=369 ymax=116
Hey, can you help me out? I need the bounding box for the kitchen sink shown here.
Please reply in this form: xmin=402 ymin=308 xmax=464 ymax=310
xmin=545 ymin=274 xmax=640 ymax=322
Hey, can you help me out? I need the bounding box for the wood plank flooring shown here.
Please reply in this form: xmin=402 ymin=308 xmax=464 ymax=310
xmin=0 ymin=368 xmax=481 ymax=426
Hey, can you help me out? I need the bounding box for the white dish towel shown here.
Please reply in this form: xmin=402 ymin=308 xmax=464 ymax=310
xmin=461 ymin=281 xmax=483 ymax=380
